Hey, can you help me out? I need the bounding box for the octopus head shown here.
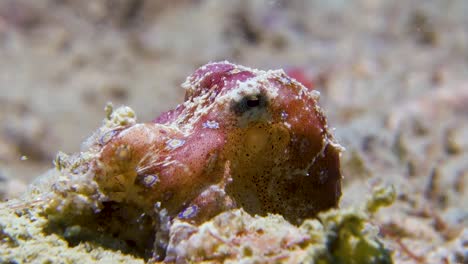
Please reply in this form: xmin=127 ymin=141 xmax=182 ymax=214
xmin=182 ymin=62 xmax=343 ymax=223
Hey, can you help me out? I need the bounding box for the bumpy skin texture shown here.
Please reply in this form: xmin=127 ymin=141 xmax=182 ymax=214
xmin=96 ymin=61 xmax=342 ymax=224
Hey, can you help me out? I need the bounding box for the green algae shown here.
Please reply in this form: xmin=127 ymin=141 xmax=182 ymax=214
xmin=299 ymin=185 xmax=395 ymax=264
xmin=0 ymin=202 xmax=143 ymax=264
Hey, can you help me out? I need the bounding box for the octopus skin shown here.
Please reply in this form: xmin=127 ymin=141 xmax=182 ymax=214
xmin=95 ymin=61 xmax=342 ymax=224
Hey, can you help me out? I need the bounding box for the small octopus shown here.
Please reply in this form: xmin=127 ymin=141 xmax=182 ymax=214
xmin=95 ymin=61 xmax=342 ymax=224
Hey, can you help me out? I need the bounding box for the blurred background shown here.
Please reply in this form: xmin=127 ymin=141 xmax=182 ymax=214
xmin=0 ymin=0 xmax=467 ymax=261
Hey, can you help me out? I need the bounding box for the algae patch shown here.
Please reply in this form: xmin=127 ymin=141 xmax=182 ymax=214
xmin=0 ymin=200 xmax=144 ymax=264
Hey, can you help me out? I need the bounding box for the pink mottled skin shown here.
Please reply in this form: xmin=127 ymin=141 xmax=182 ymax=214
xmin=96 ymin=61 xmax=342 ymax=224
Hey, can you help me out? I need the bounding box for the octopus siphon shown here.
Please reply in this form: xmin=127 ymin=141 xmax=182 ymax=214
xmin=95 ymin=61 xmax=343 ymax=225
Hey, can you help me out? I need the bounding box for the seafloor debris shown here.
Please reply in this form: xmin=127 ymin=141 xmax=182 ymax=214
xmin=0 ymin=176 xmax=394 ymax=263
xmin=164 ymin=188 xmax=394 ymax=263
xmin=0 ymin=62 xmax=396 ymax=263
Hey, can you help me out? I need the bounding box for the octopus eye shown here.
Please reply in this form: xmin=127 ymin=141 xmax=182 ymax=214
xmin=246 ymin=95 xmax=260 ymax=107
xmin=232 ymin=93 xmax=267 ymax=115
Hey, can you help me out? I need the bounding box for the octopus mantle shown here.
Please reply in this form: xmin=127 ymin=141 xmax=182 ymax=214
xmin=95 ymin=61 xmax=342 ymax=224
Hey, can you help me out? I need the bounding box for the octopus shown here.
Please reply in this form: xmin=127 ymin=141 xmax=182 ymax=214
xmin=95 ymin=61 xmax=343 ymax=225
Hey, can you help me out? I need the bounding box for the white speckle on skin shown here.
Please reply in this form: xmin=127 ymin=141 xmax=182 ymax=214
xmin=215 ymin=70 xmax=280 ymax=107
xmin=142 ymin=174 xmax=160 ymax=187
xmin=203 ymin=120 xmax=220 ymax=129
xmin=166 ymin=139 xmax=185 ymax=150
xmin=200 ymin=185 xmax=225 ymax=197
xmin=99 ymin=129 xmax=118 ymax=145
xmin=178 ymin=205 xmax=198 ymax=219
xmin=280 ymin=76 xmax=292 ymax=85
xmin=310 ymin=90 xmax=321 ymax=100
